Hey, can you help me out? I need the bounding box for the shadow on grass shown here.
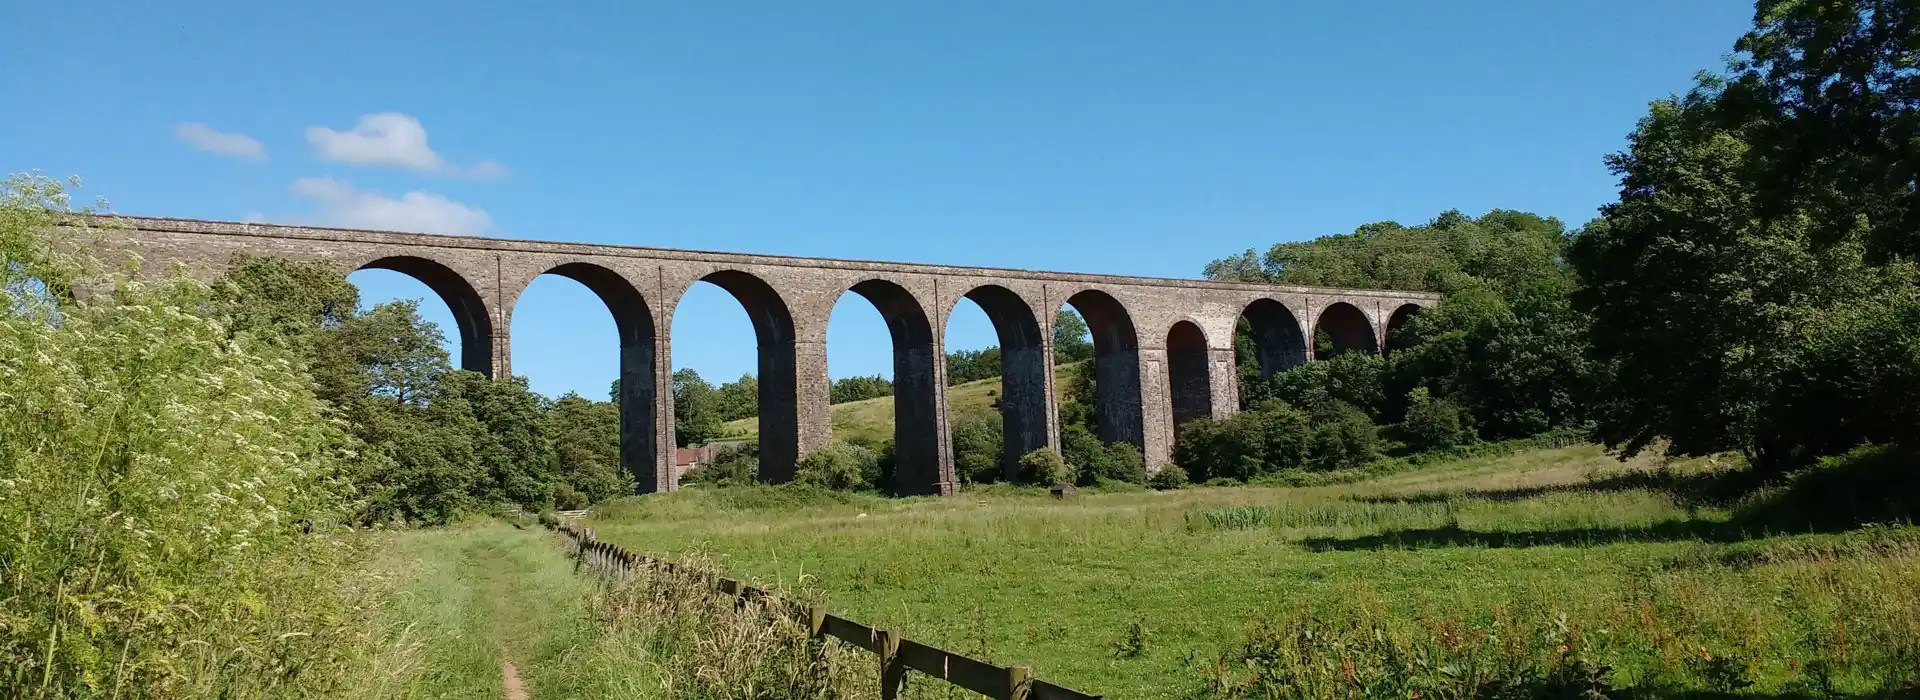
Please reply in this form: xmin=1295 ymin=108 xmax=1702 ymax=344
xmin=1306 ymin=445 xmax=1920 ymax=553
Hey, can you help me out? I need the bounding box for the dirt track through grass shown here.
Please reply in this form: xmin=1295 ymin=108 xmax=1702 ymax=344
xmin=361 ymin=523 xmax=605 ymax=699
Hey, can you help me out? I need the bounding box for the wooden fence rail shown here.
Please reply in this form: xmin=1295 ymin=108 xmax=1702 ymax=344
xmin=554 ymin=523 xmax=1102 ymax=700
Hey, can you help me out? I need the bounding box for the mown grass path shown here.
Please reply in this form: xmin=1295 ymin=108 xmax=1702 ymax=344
xmin=364 ymin=523 xmax=610 ymax=699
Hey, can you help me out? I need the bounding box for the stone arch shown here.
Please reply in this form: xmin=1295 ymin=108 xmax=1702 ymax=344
xmin=952 ymin=284 xmax=1048 ymax=480
xmin=1165 ymin=320 xmax=1212 ymax=439
xmin=529 ymin=262 xmax=663 ymax=493
xmin=844 ymin=278 xmax=946 ymax=495
xmin=697 ymin=269 xmax=801 ymax=483
xmin=1063 ymin=289 xmax=1144 ymax=451
xmin=1314 ymin=301 xmax=1379 ymax=357
xmin=1241 ymin=298 xmax=1309 ymax=378
xmin=1384 ymin=303 xmax=1424 ymax=354
xmin=357 ymin=255 xmax=493 ymax=376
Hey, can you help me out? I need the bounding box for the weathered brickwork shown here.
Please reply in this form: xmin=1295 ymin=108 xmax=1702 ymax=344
xmin=96 ymin=216 xmax=1440 ymax=496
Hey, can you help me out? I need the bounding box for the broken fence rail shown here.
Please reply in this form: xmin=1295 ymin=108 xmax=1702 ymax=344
xmin=556 ymin=523 xmax=1102 ymax=700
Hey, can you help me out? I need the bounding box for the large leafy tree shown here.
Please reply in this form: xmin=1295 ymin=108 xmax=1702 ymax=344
xmin=1571 ymin=1 xmax=1920 ymax=471
xmin=672 ymin=368 xmax=722 ymax=446
xmin=1053 ymin=310 xmax=1094 ymax=364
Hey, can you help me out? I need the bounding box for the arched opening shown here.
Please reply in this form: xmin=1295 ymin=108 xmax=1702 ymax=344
xmin=948 ymin=285 xmax=1047 ymax=482
xmin=1235 ymin=298 xmax=1310 ymax=408
xmin=1241 ymin=299 xmax=1308 ymax=378
xmin=512 ymin=263 xmax=661 ymax=493
xmin=1064 ymin=290 xmax=1144 ymax=450
xmin=683 ymin=270 xmax=799 ymax=484
xmin=356 ymin=256 xmax=491 ymax=375
xmin=829 ymin=279 xmax=943 ymax=495
xmin=1384 ymin=303 xmax=1423 ymax=354
xmin=1166 ymin=320 xmax=1212 ymax=439
xmin=1314 ymin=302 xmax=1379 ymax=358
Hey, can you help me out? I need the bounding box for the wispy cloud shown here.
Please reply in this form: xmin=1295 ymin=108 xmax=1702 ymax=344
xmin=289 ymin=177 xmax=494 ymax=235
xmin=305 ymin=113 xmax=506 ymax=180
xmin=176 ymin=123 xmax=266 ymax=160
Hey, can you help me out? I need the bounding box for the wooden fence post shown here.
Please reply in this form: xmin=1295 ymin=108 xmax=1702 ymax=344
xmin=1008 ymin=665 xmax=1033 ymax=700
xmin=878 ymin=629 xmax=905 ymax=700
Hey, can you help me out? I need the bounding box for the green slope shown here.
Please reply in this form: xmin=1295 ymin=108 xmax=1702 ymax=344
xmin=718 ymin=361 xmax=1085 ymax=445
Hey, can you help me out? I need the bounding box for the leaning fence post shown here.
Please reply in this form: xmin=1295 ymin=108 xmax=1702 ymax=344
xmin=1007 ymin=665 xmax=1033 ymax=700
xmin=878 ymin=628 xmax=905 ymax=700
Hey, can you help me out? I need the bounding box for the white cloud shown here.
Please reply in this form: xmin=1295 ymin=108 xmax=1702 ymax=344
xmin=176 ymin=123 xmax=266 ymax=160
xmin=304 ymin=113 xmax=507 ymax=179
xmin=289 ymin=177 xmax=494 ymax=235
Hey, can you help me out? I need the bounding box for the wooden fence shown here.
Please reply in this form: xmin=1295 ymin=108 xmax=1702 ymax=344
xmin=555 ymin=523 xmax=1102 ymax=700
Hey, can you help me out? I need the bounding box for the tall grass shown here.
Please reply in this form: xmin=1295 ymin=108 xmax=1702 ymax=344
xmin=1 ymin=174 xmax=370 ymax=697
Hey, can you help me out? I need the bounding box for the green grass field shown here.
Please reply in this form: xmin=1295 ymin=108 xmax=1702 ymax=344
xmin=585 ymin=445 xmax=1920 ymax=698
xmin=721 ymin=362 xmax=1085 ymax=444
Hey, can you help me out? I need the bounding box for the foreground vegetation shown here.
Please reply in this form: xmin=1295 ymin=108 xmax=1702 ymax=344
xmin=590 ymin=444 xmax=1920 ymax=698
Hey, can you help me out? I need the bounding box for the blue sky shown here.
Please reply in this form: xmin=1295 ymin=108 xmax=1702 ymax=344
xmin=2 ymin=1 xmax=1752 ymax=398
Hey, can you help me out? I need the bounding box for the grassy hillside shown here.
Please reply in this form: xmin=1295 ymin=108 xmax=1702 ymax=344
xmin=719 ymin=361 xmax=1086 ymax=445
xmin=585 ymin=446 xmax=1920 ymax=698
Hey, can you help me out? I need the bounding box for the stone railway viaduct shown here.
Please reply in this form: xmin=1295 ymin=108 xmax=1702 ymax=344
xmin=105 ymin=217 xmax=1439 ymax=496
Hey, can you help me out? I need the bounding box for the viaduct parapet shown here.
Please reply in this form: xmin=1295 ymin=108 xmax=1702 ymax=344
xmin=99 ymin=216 xmax=1440 ymax=496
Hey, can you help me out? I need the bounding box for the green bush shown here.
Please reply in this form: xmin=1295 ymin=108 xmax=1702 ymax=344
xmin=1019 ymin=448 xmax=1073 ymax=486
xmin=950 ymin=411 xmax=1004 ymax=484
xmin=683 ymin=441 xmax=758 ymax=486
xmin=1309 ymin=400 xmax=1379 ymax=470
xmin=793 ymin=441 xmax=875 ymax=491
xmin=1077 ymin=440 xmax=1147 ymax=485
xmin=1401 ymin=387 xmax=1474 ymax=451
xmin=1148 ymin=463 xmax=1189 ymax=490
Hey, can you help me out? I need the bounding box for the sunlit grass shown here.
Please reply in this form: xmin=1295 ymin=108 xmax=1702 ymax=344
xmin=587 ymin=445 xmax=1920 ymax=698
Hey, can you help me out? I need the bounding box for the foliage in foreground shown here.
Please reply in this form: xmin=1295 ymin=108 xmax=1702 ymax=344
xmin=0 ymin=175 xmax=370 ymax=696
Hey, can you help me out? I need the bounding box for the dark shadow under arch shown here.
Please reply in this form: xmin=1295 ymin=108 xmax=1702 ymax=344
xmin=1384 ymin=303 xmax=1423 ymax=354
xmin=1315 ymin=302 xmax=1379 ymax=357
xmin=955 ymin=285 xmax=1048 ymax=480
xmin=535 ymin=263 xmax=662 ymax=493
xmin=1065 ymin=290 xmax=1144 ymax=451
xmin=847 ymin=279 xmax=944 ymax=495
xmin=358 ymin=256 xmax=493 ymax=375
xmin=1166 ymin=320 xmax=1211 ymax=439
xmin=1241 ymin=298 xmax=1308 ymax=377
xmin=698 ymin=270 xmax=799 ymax=483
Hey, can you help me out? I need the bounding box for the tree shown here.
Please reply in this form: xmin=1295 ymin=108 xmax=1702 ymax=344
xmin=1568 ymin=24 xmax=1920 ymax=472
xmin=444 ymin=371 xmax=559 ymax=511
xmin=673 ymin=368 xmax=722 ymax=446
xmin=1054 ymin=310 xmax=1094 ymax=364
xmin=544 ymin=393 xmax=632 ymax=506
xmin=945 ymin=347 xmax=1003 ymax=385
xmin=794 ymin=441 xmax=875 ymax=491
xmin=713 ymin=373 xmax=759 ymax=422
xmin=830 ymin=374 xmax=893 ymax=404
xmin=1401 ymin=387 xmax=1473 ymax=452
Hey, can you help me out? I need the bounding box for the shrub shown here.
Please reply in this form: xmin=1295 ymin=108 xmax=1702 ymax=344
xmin=684 ymin=441 xmax=758 ymax=486
xmin=1173 ymin=401 xmax=1314 ymax=481
xmin=1019 ymin=448 xmax=1073 ymax=486
xmin=1309 ymin=400 xmax=1379 ymax=470
xmin=1079 ymin=441 xmax=1147 ymax=485
xmin=1149 ymin=463 xmax=1189 ymax=490
xmin=793 ymin=441 xmax=875 ymax=491
xmin=1269 ymin=352 xmax=1387 ymax=420
xmin=1059 ymin=423 xmax=1105 ymax=482
xmin=950 ymin=412 xmax=1004 ymax=484
xmin=1401 ymin=387 xmax=1474 ymax=451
